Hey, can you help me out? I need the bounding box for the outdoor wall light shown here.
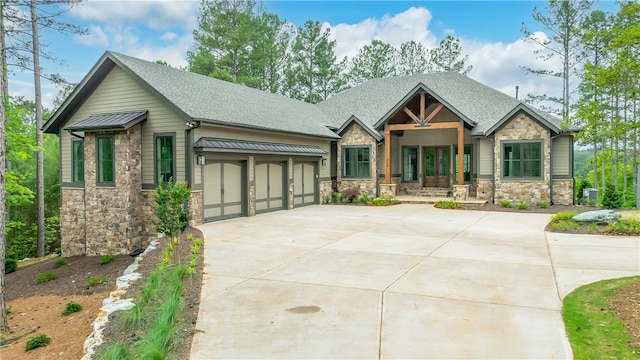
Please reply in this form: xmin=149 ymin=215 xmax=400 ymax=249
xmin=197 ymin=155 xmax=206 ymax=166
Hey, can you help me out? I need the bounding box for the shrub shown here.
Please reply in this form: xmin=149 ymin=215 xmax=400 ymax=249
xmin=35 ymin=271 xmax=57 ymax=284
xmin=25 ymin=334 xmax=51 ymax=351
xmin=434 ymin=200 xmax=460 ymax=209
xmin=54 ymin=258 xmax=67 ymax=268
xmin=5 ymin=258 xmax=17 ymax=274
xmin=537 ymin=201 xmax=549 ymax=209
xmin=606 ymin=219 xmax=640 ymax=235
xmin=99 ymin=255 xmax=114 ymax=265
xmin=551 ymin=211 xmax=578 ymax=222
xmin=602 ymin=183 xmax=622 ymax=209
xmin=331 ymin=192 xmax=340 ymax=203
xmin=62 ymin=302 xmax=83 ymax=316
xmin=359 ymin=192 xmax=370 ymax=205
xmin=370 ymin=197 xmax=400 ymax=206
xmin=323 ymin=195 xmax=330 ymax=204
xmin=517 ymin=201 xmax=529 ymax=210
xmin=85 ymin=275 xmax=108 ymax=287
xmin=340 ymin=186 xmax=361 ymax=203
xmin=499 ymin=199 xmax=512 ymax=208
xmin=152 ymin=181 xmax=191 ymax=238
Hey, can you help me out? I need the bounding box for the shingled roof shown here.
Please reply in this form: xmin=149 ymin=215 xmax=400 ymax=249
xmin=45 ymin=52 xmax=339 ymax=139
xmin=317 ymin=72 xmax=563 ymax=136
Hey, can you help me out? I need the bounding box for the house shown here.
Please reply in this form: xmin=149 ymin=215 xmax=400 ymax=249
xmin=44 ymin=51 xmax=576 ymax=256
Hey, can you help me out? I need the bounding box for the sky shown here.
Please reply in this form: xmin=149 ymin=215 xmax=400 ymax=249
xmin=8 ymin=0 xmax=620 ymax=111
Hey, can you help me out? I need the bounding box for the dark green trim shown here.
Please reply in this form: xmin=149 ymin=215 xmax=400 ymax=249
xmin=476 ymin=175 xmax=493 ymax=179
xmin=142 ymin=183 xmax=157 ymax=190
xmin=552 ymin=175 xmax=574 ymax=179
xmin=319 ymin=176 xmax=331 ymax=181
xmin=500 ymin=139 xmax=544 ymax=180
xmin=96 ymin=135 xmax=115 ymax=187
xmin=61 ymin=182 xmax=85 ymax=188
xmin=342 ymin=145 xmax=372 ymax=179
xmin=192 ymin=183 xmax=203 ymax=191
xmin=401 ymin=146 xmax=419 ymax=183
xmin=154 ymin=132 xmax=176 ymax=186
xmin=71 ymin=139 xmax=85 ymax=183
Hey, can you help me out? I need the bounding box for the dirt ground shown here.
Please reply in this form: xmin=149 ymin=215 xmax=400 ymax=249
xmin=1 ymin=228 xmax=203 ymax=359
xmin=1 ymin=209 xmax=637 ymax=358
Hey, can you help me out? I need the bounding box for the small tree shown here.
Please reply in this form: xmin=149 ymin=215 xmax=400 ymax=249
xmin=152 ymin=181 xmax=191 ymax=238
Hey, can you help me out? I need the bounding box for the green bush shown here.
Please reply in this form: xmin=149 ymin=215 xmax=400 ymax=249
xmin=537 ymin=201 xmax=549 ymax=209
xmin=99 ymin=255 xmax=114 ymax=265
xmin=551 ymin=211 xmax=578 ymax=222
xmin=517 ymin=201 xmax=529 ymax=210
xmin=331 ymin=192 xmax=340 ymax=203
xmin=499 ymin=199 xmax=512 ymax=208
xmin=35 ymin=271 xmax=57 ymax=284
xmin=340 ymin=186 xmax=361 ymax=203
xmin=152 ymin=181 xmax=191 ymax=238
xmin=602 ymin=183 xmax=622 ymax=209
xmin=85 ymin=275 xmax=108 ymax=287
xmin=62 ymin=302 xmax=83 ymax=316
xmin=5 ymin=258 xmax=17 ymax=274
xmin=359 ymin=192 xmax=370 ymax=205
xmin=606 ymin=219 xmax=640 ymax=235
xmin=434 ymin=200 xmax=460 ymax=209
xmin=25 ymin=334 xmax=51 ymax=351
xmin=54 ymin=258 xmax=67 ymax=268
xmin=370 ymin=197 xmax=400 ymax=206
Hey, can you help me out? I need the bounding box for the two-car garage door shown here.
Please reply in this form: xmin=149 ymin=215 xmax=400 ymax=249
xmin=203 ymin=159 xmax=317 ymax=222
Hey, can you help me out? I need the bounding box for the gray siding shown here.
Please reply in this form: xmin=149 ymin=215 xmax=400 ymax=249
xmin=552 ymin=136 xmax=571 ymax=176
xmin=478 ymin=138 xmax=493 ymax=176
xmin=60 ymin=66 xmax=187 ymax=184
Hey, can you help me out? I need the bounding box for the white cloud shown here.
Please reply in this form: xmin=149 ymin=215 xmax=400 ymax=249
xmin=327 ymin=7 xmax=437 ymax=60
xmin=127 ymin=34 xmax=193 ymax=68
xmin=161 ymin=31 xmax=178 ymax=41
xmin=75 ymin=25 xmax=110 ymax=47
xmin=69 ymin=0 xmax=199 ymax=31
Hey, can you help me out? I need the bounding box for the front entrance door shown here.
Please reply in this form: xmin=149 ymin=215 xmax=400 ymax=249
xmin=424 ymin=147 xmax=449 ymax=187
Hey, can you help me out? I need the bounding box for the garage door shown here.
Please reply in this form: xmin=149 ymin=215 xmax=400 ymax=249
xmin=293 ymin=162 xmax=317 ymax=206
xmin=255 ymin=162 xmax=285 ymax=213
xmin=203 ymin=161 xmax=245 ymax=221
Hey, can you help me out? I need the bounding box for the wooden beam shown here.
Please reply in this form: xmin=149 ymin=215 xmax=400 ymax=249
xmin=384 ymin=127 xmax=391 ymax=184
xmin=457 ymin=126 xmax=464 ymax=185
xmin=388 ymin=122 xmax=461 ymax=131
xmin=420 ymin=93 xmax=425 ymax=120
xmin=403 ymin=107 xmax=419 ymax=124
xmin=426 ymin=103 xmax=444 ymax=122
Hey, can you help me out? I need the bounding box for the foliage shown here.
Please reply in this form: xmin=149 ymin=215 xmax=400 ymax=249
xmin=398 ymin=40 xmax=430 ymax=75
xmin=25 ymin=333 xmax=51 ymax=351
xmin=429 ymin=35 xmax=472 ymax=75
xmin=340 ymin=186 xmax=361 ymax=203
xmin=549 ymin=211 xmax=580 ymax=232
xmin=62 ymin=302 xmax=83 ymax=316
xmin=537 ymin=201 xmax=550 ymax=209
xmin=434 ymin=200 xmax=460 ymax=209
xmin=99 ymin=255 xmax=114 ymax=265
xmin=562 ymin=276 xmax=640 ymax=359
xmin=348 ymin=40 xmax=398 ymax=86
xmin=35 ymin=271 xmax=57 ymax=284
xmin=499 ymin=199 xmax=512 ymax=208
xmin=152 ymin=181 xmax=191 ymax=238
xmin=98 ymin=344 xmax=130 ymax=360
xmin=369 ymin=197 xmax=400 ymax=206
xmin=602 ymin=183 xmax=622 ymax=209
xmin=85 ymin=275 xmax=108 ymax=287
xmin=359 ymin=192 xmax=370 ymax=205
xmin=5 ymin=258 xmax=17 ymax=274
xmin=331 ymin=192 xmax=340 ymax=204
xmin=54 ymin=258 xmax=67 ymax=268
xmin=606 ymin=219 xmax=640 ymax=235
xmin=551 ymin=211 xmax=579 ymax=222
xmin=517 ymin=201 xmax=529 ymax=210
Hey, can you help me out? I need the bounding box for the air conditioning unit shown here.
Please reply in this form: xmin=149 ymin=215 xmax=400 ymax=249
xmin=583 ymin=188 xmax=598 ymax=201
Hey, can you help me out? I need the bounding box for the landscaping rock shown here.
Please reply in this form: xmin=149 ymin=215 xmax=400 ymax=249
xmin=573 ymin=210 xmax=621 ymax=223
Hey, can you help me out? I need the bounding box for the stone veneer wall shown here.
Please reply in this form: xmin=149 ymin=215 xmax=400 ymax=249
xmin=552 ymin=179 xmax=574 ymax=205
xmin=494 ymin=114 xmax=551 ymax=205
xmin=320 ymin=180 xmax=332 ymax=203
xmin=337 ymin=123 xmax=378 ymax=194
xmin=189 ymin=190 xmax=204 ymax=225
xmin=60 ymin=188 xmax=87 ymax=256
xmin=475 ymin=178 xmax=493 ymax=201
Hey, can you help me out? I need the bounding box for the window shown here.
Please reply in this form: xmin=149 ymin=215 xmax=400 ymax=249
xmin=156 ymin=135 xmax=174 ymax=183
xmin=342 ymin=146 xmax=370 ymax=178
xmin=97 ymin=136 xmax=114 ymax=185
xmin=72 ymin=140 xmax=84 ymax=182
xmin=454 ymin=145 xmax=472 ymax=182
xmin=402 ymin=147 xmax=418 ymax=182
xmin=502 ymin=141 xmax=542 ymax=178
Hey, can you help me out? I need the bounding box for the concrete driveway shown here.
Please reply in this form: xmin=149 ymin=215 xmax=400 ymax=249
xmin=190 ymin=205 xmax=640 ymax=359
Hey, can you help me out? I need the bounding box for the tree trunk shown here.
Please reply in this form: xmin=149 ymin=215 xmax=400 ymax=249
xmin=31 ymin=0 xmax=45 ymax=257
xmin=0 ymin=0 xmax=7 ymax=99
xmin=0 ymin=0 xmax=8 ymax=330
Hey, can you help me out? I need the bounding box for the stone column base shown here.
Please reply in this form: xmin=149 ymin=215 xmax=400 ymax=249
xmin=452 ymin=184 xmax=470 ymax=201
xmin=379 ymin=183 xmax=397 ymax=198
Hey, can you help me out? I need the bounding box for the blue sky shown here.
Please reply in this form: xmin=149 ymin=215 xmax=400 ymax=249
xmin=8 ymin=0 xmax=620 ymax=110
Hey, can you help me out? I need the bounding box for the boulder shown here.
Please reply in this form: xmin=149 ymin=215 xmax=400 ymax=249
xmin=573 ymin=210 xmax=621 ymax=223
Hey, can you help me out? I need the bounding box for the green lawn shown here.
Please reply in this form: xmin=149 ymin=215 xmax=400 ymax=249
xmin=562 ymin=276 xmax=640 ymax=359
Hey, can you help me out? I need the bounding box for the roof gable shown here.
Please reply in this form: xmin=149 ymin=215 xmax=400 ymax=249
xmin=45 ymin=51 xmax=339 ymax=139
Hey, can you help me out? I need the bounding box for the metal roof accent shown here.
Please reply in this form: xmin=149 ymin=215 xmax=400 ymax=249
xmin=65 ymin=110 xmax=148 ymax=132
xmin=194 ymin=137 xmax=327 ymax=156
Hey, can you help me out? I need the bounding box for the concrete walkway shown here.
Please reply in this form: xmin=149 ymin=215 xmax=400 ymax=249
xmin=190 ymin=205 xmax=640 ymax=359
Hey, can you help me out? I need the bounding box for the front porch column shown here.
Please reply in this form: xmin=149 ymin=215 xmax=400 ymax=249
xmin=384 ymin=127 xmax=391 ymax=184
xmin=457 ymin=125 xmax=464 ymax=185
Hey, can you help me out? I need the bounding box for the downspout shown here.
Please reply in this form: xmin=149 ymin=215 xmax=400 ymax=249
xmin=377 ymin=141 xmax=384 ymax=197
xmin=487 ymin=137 xmax=496 ymax=204
xmin=185 ymin=128 xmax=192 ymax=186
